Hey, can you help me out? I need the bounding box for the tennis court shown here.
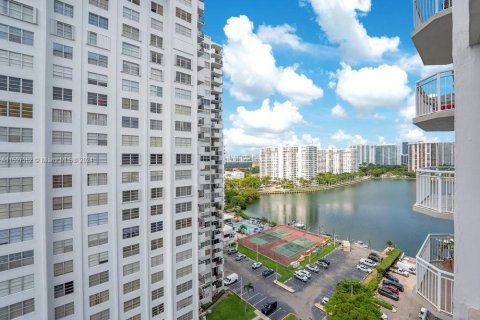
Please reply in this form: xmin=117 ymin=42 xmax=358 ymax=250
xmin=249 ymin=229 xmax=291 ymax=246
xmin=273 ymin=237 xmax=317 ymax=257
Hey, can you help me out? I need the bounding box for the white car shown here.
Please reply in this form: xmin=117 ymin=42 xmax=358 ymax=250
xmin=294 ymin=271 xmax=308 ymax=282
xmin=381 ymin=313 xmax=388 ymax=320
xmin=360 ymin=258 xmax=378 ymax=268
xmin=223 ymin=273 xmax=239 ymax=286
xmin=356 ymin=264 xmax=372 ymax=273
xmin=395 ymin=268 xmax=410 ymax=277
xmin=298 ymin=269 xmax=311 ymax=278
xmin=306 ymin=264 xmax=319 ymax=273
xmin=251 ymin=261 xmax=263 ymax=270
xmin=321 ymin=297 xmax=330 ymax=305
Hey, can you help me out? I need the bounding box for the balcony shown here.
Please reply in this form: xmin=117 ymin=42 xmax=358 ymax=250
xmin=416 ymin=234 xmax=454 ymax=318
xmin=413 ymin=70 xmax=454 ymax=131
xmin=412 ymin=0 xmax=453 ymax=65
xmin=414 ymin=167 xmax=454 ymax=220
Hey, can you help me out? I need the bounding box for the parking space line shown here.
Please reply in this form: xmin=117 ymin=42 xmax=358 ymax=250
xmin=254 ymin=297 xmax=267 ymax=307
xmin=269 ymin=307 xmax=282 ymax=318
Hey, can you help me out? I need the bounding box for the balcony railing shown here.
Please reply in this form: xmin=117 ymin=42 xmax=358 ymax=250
xmin=414 ymin=0 xmax=453 ymax=29
xmin=416 ymin=234 xmax=454 ymax=316
xmin=415 ymin=167 xmax=454 ymax=217
xmin=416 ymin=70 xmax=455 ymax=118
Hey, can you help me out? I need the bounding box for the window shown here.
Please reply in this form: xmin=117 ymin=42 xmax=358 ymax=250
xmin=176 ymin=233 xmax=192 ymax=246
xmin=122 ymin=172 xmax=139 ymax=183
xmin=0 ymin=0 xmax=35 ymax=23
xmin=123 ymin=61 xmax=140 ymax=76
xmin=87 ymin=173 xmax=107 ymax=186
xmin=178 ymin=311 xmax=193 ymax=320
xmin=175 ymin=7 xmax=192 ymax=23
xmin=150 ymin=154 xmax=163 ymax=165
xmin=150 ymin=68 xmax=163 ymax=81
xmin=150 ymin=34 xmax=163 ymax=48
xmin=122 ymin=190 xmax=139 ymax=203
xmin=122 ymin=153 xmax=139 ymax=165
xmin=150 ymin=102 xmax=162 ymax=114
xmin=51 ymin=153 xmax=72 ymax=166
xmin=151 ymin=237 xmax=163 ymax=250
xmin=53 ymin=239 xmax=73 ymax=254
xmin=150 ymin=51 xmax=163 ymax=64
xmin=175 ymin=121 xmax=191 ymax=132
xmin=54 ymin=0 xmax=73 ymax=17
xmin=124 ymin=297 xmax=140 ymax=312
xmin=53 ymin=260 xmax=73 ymax=276
xmin=88 ymin=251 xmax=108 ymax=267
xmin=88 ymin=92 xmax=108 ymax=106
xmin=176 ymin=55 xmax=191 ymax=69
xmin=175 ymin=170 xmax=192 ymax=180
xmin=122 ymin=98 xmax=139 ymax=111
xmin=122 ymin=79 xmax=139 ymax=92
xmin=0 ymin=101 xmax=32 ymax=118
xmin=53 ymin=218 xmax=72 ymax=233
xmin=88 ymin=212 xmax=108 ymax=226
xmin=151 ymin=271 xmax=163 ymax=284
xmin=0 ymin=299 xmax=35 ymax=319
xmin=123 ymin=261 xmax=139 ymax=276
xmin=89 ymin=0 xmax=109 ymax=10
xmin=175 ymin=218 xmax=192 ymax=230
xmin=177 ymin=295 xmax=192 ymax=311
xmin=122 ymin=208 xmax=139 ymax=221
xmin=88 ymin=232 xmax=108 ymax=247
xmin=151 ymin=204 xmax=163 ymax=216
xmin=89 ymin=290 xmax=109 ymax=307
xmin=124 ymin=279 xmax=140 ymax=294
xmin=0 ymin=24 xmax=34 ymax=45
xmin=87 ymin=192 xmax=108 ymax=206
xmin=0 ymin=250 xmax=34 ymax=271
xmin=150 ymin=137 xmax=162 ymax=148
xmin=151 ymin=222 xmax=163 ymax=233
xmin=0 ymin=226 xmax=33 ymax=245
xmin=0 ymin=201 xmax=33 ymax=220
xmin=152 ymin=287 xmax=164 ymax=301
xmin=87 ymin=113 xmax=107 ymax=126
xmin=53 ymin=65 xmax=72 ymax=80
xmin=175 ymin=138 xmax=191 ymax=148
xmin=150 ymin=187 xmax=163 ymax=199
xmin=87 ymin=31 xmax=111 ymax=49
xmin=150 ymin=119 xmax=162 ymax=130
xmin=0 ymin=127 xmax=33 ymax=143
xmin=175 ymin=71 xmax=192 ymax=85
xmin=122 ymin=135 xmax=139 ymax=146
xmin=175 ymin=202 xmax=192 ymax=214
xmin=151 ymin=254 xmax=163 ymax=267
xmin=89 ymin=271 xmax=109 ymax=287
xmin=123 ymin=244 xmax=139 ymax=258
xmin=175 ymin=88 xmax=191 ymax=100
xmin=0 ymin=177 xmax=33 ymax=193
xmin=87 ymin=153 xmax=108 ymax=166
xmin=0 ymin=75 xmax=33 ymax=94
xmin=52 ymin=196 xmax=72 ymax=211
xmin=176 ymin=154 xmax=192 ymax=164
xmin=52 ymin=109 xmax=72 ymax=123
xmin=178 ymin=0 xmax=192 ymax=6
xmin=88 ymin=52 xmax=108 ymax=67
xmin=54 ymin=281 xmax=74 ymax=298
xmin=151 ymin=18 xmax=163 ymax=31
xmin=88 ymin=72 xmax=108 ymax=87
xmin=52 ymin=43 xmax=73 ymax=60
xmin=123 ymin=7 xmax=139 ymax=22
xmin=122 ymin=24 xmax=139 ymax=41
xmin=52 ymin=174 xmax=72 ymax=188
xmin=122 ymin=42 xmax=140 ymax=58
xmin=87 ymin=133 xmax=108 ymax=146
xmin=151 ymin=2 xmax=163 ymax=15
xmin=89 ymin=13 xmax=108 ymax=29
xmin=52 ymin=131 xmax=72 ymax=145
xmin=91 ymin=309 xmax=110 ymax=320
xmin=176 ymin=280 xmax=192 ymax=295
xmin=0 ymin=152 xmax=32 ymax=168
xmin=52 ymin=87 xmax=72 ymax=101
xmin=0 ymin=274 xmax=34 ymax=297
xmin=53 ymin=20 xmax=74 ymax=40
xmin=175 ymin=23 xmax=191 ymax=37
xmin=0 ymin=49 xmax=34 ymax=68
xmin=152 ymin=304 xmax=164 ymax=317
xmin=127 ymin=0 xmax=140 ymax=4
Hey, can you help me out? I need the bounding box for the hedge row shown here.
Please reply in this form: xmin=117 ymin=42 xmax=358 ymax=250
xmin=376 ymin=248 xmax=402 ymax=274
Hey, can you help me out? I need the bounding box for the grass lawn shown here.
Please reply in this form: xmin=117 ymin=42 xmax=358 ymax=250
xmin=237 ymin=242 xmax=337 ymax=282
xmin=206 ymin=291 xmax=256 ymax=320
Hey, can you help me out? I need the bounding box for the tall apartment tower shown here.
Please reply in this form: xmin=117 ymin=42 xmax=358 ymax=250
xmin=259 ymin=147 xmax=279 ymax=179
xmin=298 ymin=145 xmax=317 ymax=180
xmin=317 ymin=148 xmax=358 ymax=174
xmin=412 ymin=0 xmax=480 ymax=318
xmin=408 ymin=142 xmax=454 ymax=172
xmin=0 ymin=0 xmax=223 ymax=320
xmin=374 ymin=144 xmax=401 ymax=166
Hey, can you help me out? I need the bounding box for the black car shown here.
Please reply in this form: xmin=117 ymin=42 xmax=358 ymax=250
xmin=227 ymin=248 xmax=238 ymax=255
xmin=370 ymin=252 xmax=382 ymax=259
xmin=318 ymin=259 xmax=330 ymax=266
xmin=368 ymin=255 xmax=381 ymax=263
xmin=261 ymin=301 xmax=278 ymax=315
xmin=382 ymin=279 xmax=404 ymax=292
xmin=262 ymin=268 xmax=275 ymax=277
xmin=384 ymin=272 xmax=399 ymax=283
xmin=378 ymin=287 xmax=399 ymax=301
xmin=317 ymin=261 xmax=329 ymax=269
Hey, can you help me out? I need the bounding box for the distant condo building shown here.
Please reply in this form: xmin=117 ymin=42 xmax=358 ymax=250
xmin=317 ymin=148 xmax=358 ymax=174
xmin=224 ymin=154 xmax=254 ymax=168
xmin=260 ymin=145 xmax=319 ymax=180
xmin=353 ymin=144 xmax=401 ymax=166
xmin=401 ymin=142 xmax=409 ymax=165
xmin=408 ymin=142 xmax=455 ymax=172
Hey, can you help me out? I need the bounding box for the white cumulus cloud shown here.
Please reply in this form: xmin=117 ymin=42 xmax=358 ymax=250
xmin=307 ymin=0 xmax=400 ymax=61
xmin=257 ymin=24 xmax=310 ymax=51
xmin=277 ymin=66 xmax=324 ymax=104
xmin=334 ymin=63 xmax=411 ymax=110
xmin=396 ymin=53 xmax=452 ymax=78
xmin=331 ymin=129 xmax=367 ymax=145
xmin=331 ymin=104 xmax=347 ymax=118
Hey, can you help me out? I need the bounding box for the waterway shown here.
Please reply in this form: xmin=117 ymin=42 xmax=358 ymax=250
xmin=245 ymin=179 xmax=454 ymax=256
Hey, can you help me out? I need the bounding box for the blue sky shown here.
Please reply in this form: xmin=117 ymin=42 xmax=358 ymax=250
xmin=203 ymin=0 xmax=454 ymax=155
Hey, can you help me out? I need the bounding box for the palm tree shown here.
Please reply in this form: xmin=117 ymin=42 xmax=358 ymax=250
xmin=243 ymin=282 xmax=255 ymax=294
xmin=238 ymin=224 xmax=247 ymax=235
xmin=386 ymin=240 xmax=393 ymax=248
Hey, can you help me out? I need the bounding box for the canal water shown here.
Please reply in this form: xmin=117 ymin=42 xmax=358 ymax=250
xmin=245 ymin=179 xmax=454 ymax=256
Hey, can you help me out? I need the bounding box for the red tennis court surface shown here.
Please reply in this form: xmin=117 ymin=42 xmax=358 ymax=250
xmin=238 ymin=225 xmax=330 ymax=266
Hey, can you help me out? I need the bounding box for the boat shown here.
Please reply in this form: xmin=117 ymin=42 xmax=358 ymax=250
xmin=294 ymin=222 xmax=305 ymax=229
xmin=354 ymin=241 xmax=369 ymax=248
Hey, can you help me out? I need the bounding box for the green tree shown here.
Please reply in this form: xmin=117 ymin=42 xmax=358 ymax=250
xmin=238 ymin=225 xmax=247 ymax=235
xmin=386 ymin=240 xmax=393 ymax=247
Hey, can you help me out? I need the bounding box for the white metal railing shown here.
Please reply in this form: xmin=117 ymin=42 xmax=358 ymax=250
xmin=416 ymin=167 xmax=455 ymax=214
xmin=413 ymin=0 xmax=452 ymax=28
xmin=416 ymin=234 xmax=454 ymax=316
xmin=416 ymin=70 xmax=455 ymax=118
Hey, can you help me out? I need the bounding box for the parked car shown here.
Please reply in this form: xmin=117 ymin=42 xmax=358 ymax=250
xmin=261 ymin=301 xmax=278 ymax=315
xmin=321 ymin=297 xmax=330 ymax=305
xmin=227 ymin=248 xmax=238 ymax=255
xmin=356 ymin=264 xmax=372 ymax=273
xmin=381 ymin=313 xmax=388 ymax=320
xmin=378 ymin=287 xmax=399 ymax=301
xmin=306 ymin=264 xmax=320 ymax=273
xmin=382 ymin=279 xmax=404 ymax=292
xmin=235 ymin=254 xmax=246 ymax=261
xmin=294 ymin=271 xmax=308 ymax=282
xmin=262 ymin=268 xmax=274 ymax=277
xmin=252 ymin=261 xmax=262 ymax=270
xmin=360 ymin=258 xmax=378 ymax=268
xmin=223 ymin=273 xmax=238 ymax=286
xmin=368 ymin=254 xmax=382 ymax=263
xmin=318 ymin=259 xmax=331 ymax=266
xmin=317 ymin=261 xmax=329 ymax=269
xmin=393 ymin=268 xmax=410 ymax=277
xmin=384 ymin=272 xmax=399 ymax=283
xmin=418 ymin=307 xmax=428 ymax=320
xmin=370 ymin=252 xmax=382 ymax=260
xmin=382 ymin=285 xmax=399 ymax=294
xmin=298 ymin=269 xmax=311 ymax=278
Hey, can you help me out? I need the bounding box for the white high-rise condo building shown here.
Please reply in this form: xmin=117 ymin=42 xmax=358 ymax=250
xmin=412 ymin=0 xmax=480 ymax=318
xmin=260 ymin=145 xmax=318 ymax=180
xmin=317 ymin=148 xmax=358 ymax=174
xmin=353 ymin=144 xmax=401 ymax=166
xmin=0 ymin=0 xmax=223 ymax=319
xmin=408 ymin=141 xmax=455 ymax=172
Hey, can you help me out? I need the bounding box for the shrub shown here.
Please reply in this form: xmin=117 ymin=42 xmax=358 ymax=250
xmin=376 ymin=248 xmax=402 ymax=274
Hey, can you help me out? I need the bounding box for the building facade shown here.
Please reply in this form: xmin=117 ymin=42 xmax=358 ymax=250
xmin=318 ymin=148 xmax=359 ymax=174
xmin=408 ymin=142 xmax=455 ymax=172
xmin=260 ymin=145 xmax=319 ymax=180
xmin=0 ymin=0 xmax=223 ymax=319
xmin=353 ymin=144 xmax=401 ymax=166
